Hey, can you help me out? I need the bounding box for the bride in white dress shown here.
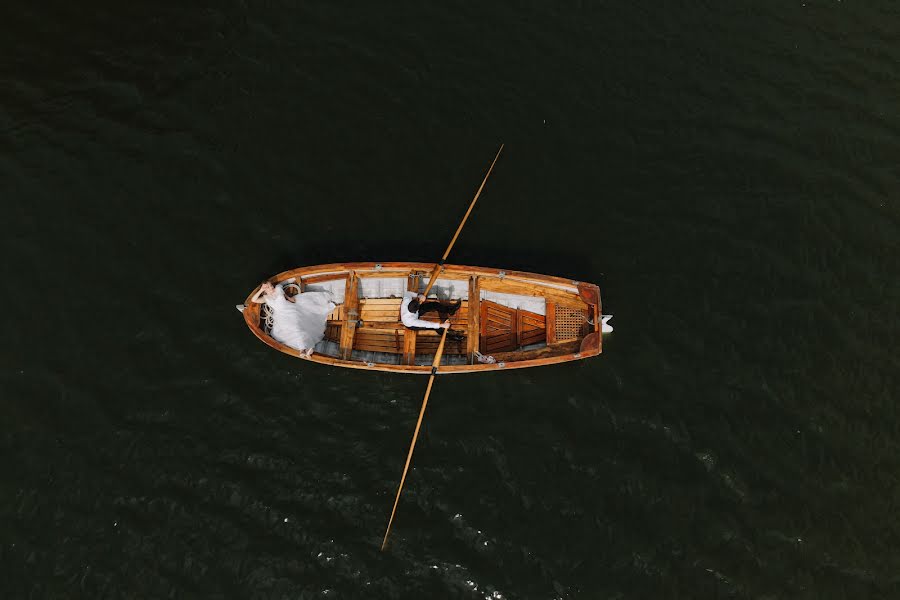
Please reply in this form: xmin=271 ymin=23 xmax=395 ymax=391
xmin=250 ymin=280 xmax=338 ymax=357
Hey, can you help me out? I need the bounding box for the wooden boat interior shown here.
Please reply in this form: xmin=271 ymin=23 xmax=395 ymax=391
xmin=242 ymin=262 xmax=601 ymax=374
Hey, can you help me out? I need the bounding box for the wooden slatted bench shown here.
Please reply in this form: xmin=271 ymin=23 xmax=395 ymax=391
xmin=419 ymin=302 xmax=469 ymax=328
xmin=324 ymin=305 xmax=343 ymax=343
xmin=329 ymin=296 xmax=546 ymax=358
xmin=418 ymin=301 xmax=469 ymax=355
xmin=415 ymin=332 xmax=467 ymax=356
xmin=359 ymin=298 xmax=405 ymax=323
xmin=354 ymin=327 xmax=405 ymax=354
xmin=351 ymin=297 xmax=470 ymax=355
xmin=353 ymin=298 xmax=406 ymax=354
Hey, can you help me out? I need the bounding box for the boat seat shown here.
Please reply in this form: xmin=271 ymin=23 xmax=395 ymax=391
xmin=324 ymin=305 xmax=344 ymax=342
xmin=415 ymin=300 xmax=468 ymax=355
xmin=353 ymin=328 xmax=405 ymax=354
xmin=418 ymin=301 xmax=469 ymax=327
xmin=415 ymin=332 xmax=467 ymax=356
xmin=351 ymin=329 xmax=467 ymax=355
xmin=359 ymin=298 xmax=469 ymax=325
xmin=359 ymin=297 xmax=404 ymax=322
xmin=352 ymin=298 xmax=469 ymax=355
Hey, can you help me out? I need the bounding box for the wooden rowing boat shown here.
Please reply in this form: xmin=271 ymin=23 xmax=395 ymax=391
xmin=239 ymin=146 xmax=612 ymax=549
xmin=239 ymin=261 xmax=602 ymax=374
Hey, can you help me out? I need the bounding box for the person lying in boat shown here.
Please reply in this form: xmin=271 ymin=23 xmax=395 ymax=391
xmin=400 ymin=292 xmax=465 ymax=341
xmin=250 ymin=280 xmax=338 ymax=358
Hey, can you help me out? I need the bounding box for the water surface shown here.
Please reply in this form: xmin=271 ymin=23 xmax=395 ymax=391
xmin=2 ymin=2 xmax=899 ymax=598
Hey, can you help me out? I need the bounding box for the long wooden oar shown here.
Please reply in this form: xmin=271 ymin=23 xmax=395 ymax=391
xmin=381 ymin=329 xmax=449 ymax=551
xmin=381 ymin=144 xmax=503 ymax=550
xmin=422 ymin=144 xmax=504 ymax=297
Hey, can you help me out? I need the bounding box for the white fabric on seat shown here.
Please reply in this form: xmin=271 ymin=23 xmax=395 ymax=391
xmin=265 ymin=284 xmax=337 ymax=351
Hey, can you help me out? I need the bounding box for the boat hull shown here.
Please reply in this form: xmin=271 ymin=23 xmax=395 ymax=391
xmin=241 ymin=262 xmax=602 ymax=374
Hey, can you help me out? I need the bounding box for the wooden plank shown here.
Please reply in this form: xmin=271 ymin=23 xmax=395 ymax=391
xmin=358 ymin=322 xmax=406 ymax=332
xmin=487 ymin=340 xmax=580 ymax=363
xmin=364 ymin=311 xmax=401 ymax=317
xmin=520 ymin=333 xmax=544 ymax=346
xmin=355 ymin=331 xmax=402 ymax=340
xmin=516 ymin=308 xmax=545 ymax=347
xmin=479 ymin=277 xmax=586 ymax=309
xmin=354 ymin=332 xmax=404 ymax=353
xmin=360 ymin=313 xmax=402 ymax=322
xmin=302 ymin=273 xmax=349 ymax=286
xmin=480 ymin=301 xmax=517 ymax=353
xmin=355 ymin=333 xmax=403 ymax=343
xmin=416 ymin=336 xmax=466 ymax=355
xmin=324 ymin=322 xmax=341 ymax=342
xmin=402 ymin=271 xmax=420 ymax=365
xmin=339 ymin=272 xmax=359 ymax=360
xmin=355 ymin=341 xmax=403 ymax=350
xmin=360 ymin=297 xmax=407 ymax=304
xmin=467 ymin=276 xmax=480 ymax=363
xmin=360 ymin=297 xmax=405 ymax=323
xmin=419 ymin=302 xmax=469 ymax=327
xmin=357 ymin=270 xmax=417 ymax=279
xmin=263 ymin=262 xmax=584 ymax=292
xmin=485 ymin=314 xmax=512 ymax=326
xmin=546 ymin=302 xmax=557 ymax=344
xmin=486 ymin=337 xmax=516 ymax=352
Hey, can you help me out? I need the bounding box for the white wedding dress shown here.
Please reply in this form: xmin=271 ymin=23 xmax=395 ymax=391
xmin=265 ymin=284 xmax=337 ymax=351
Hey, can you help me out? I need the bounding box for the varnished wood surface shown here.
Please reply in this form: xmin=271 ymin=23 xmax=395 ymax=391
xmin=467 ymin=276 xmax=480 ymax=364
xmin=480 ymin=277 xmax=585 ymax=309
xmin=481 ymin=300 xmax=517 ymax=354
xmin=518 ymin=308 xmax=546 ymax=347
xmin=339 ymin=273 xmax=359 ymax=359
xmin=488 ymin=340 xmax=581 ymax=363
xmin=546 ymin=302 xmax=557 ymax=344
xmin=403 ymin=273 xmax=420 ymax=365
xmin=577 ymin=282 xmax=600 ymax=306
xmin=419 ymin=303 xmax=469 ymax=327
xmin=579 ymin=332 xmax=601 ymax=356
xmin=261 ymin=262 xmax=586 ymax=290
xmin=242 ymin=262 xmax=603 ymax=374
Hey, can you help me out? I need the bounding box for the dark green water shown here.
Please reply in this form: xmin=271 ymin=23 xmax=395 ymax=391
xmin=2 ymin=2 xmax=899 ymax=598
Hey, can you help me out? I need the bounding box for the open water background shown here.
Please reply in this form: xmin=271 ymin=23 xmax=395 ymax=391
xmin=2 ymin=2 xmax=899 ymax=598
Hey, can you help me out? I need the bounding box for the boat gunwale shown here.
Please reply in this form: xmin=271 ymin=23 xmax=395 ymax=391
xmin=242 ymin=262 xmax=601 ymax=374
xmin=268 ymin=262 xmax=582 ymax=289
